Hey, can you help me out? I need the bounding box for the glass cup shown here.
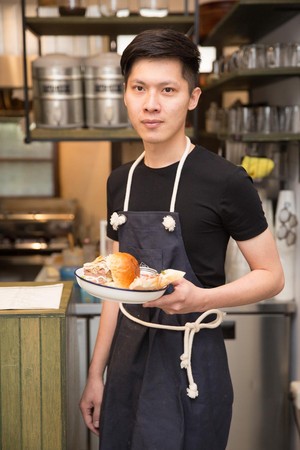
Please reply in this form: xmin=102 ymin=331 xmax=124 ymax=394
xmin=291 ymin=106 xmax=300 ymax=133
xmin=139 ymin=0 xmax=168 ymax=17
xmin=228 ymin=49 xmax=243 ymax=72
xmin=279 ymin=106 xmax=293 ymax=132
xmin=265 ymin=43 xmax=281 ymax=68
xmin=266 ymin=43 xmax=290 ymax=68
xmin=241 ymin=44 xmax=265 ymax=69
xmin=236 ymin=106 xmax=255 ymax=134
xmin=99 ymin=0 xmax=129 ymax=17
xmin=256 ymin=106 xmax=279 ymax=133
xmin=57 ymin=0 xmax=86 ymax=16
xmin=287 ymin=42 xmax=300 ymax=67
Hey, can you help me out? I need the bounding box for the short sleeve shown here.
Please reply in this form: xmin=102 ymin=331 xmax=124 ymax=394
xmin=220 ymin=166 xmax=268 ymax=241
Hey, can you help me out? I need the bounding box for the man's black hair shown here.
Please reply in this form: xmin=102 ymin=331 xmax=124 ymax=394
xmin=120 ymin=28 xmax=201 ymax=93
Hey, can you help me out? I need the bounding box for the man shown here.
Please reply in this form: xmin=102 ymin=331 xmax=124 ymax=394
xmin=80 ymin=29 xmax=284 ymax=450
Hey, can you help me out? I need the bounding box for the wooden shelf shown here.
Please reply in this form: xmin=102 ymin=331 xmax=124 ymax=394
xmin=202 ymin=0 xmax=300 ymax=47
xmin=25 ymin=15 xmax=195 ymax=37
xmin=203 ymin=67 xmax=300 ymax=92
xmin=27 ymin=126 xmax=195 ymax=142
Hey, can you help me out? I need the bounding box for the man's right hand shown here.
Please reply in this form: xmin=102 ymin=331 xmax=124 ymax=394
xmin=79 ymin=375 xmax=104 ymax=436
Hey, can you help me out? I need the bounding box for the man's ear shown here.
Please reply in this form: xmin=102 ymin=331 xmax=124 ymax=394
xmin=188 ymin=87 xmax=201 ymax=111
xmin=123 ymin=83 xmax=127 ymax=107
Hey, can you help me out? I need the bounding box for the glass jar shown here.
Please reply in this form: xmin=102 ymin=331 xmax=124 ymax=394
xmin=139 ymin=0 xmax=168 ymax=17
xmin=99 ymin=0 xmax=129 ymax=17
xmin=57 ymin=0 xmax=87 ymax=16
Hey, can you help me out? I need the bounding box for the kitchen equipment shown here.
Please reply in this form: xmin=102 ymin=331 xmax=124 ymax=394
xmin=58 ymin=0 xmax=87 ymax=16
xmin=98 ymin=0 xmax=129 ymax=17
xmin=139 ymin=0 xmax=168 ymax=18
xmin=287 ymin=42 xmax=300 ymax=67
xmin=0 ymin=198 xmax=78 ymax=281
xmin=223 ymin=300 xmax=296 ymax=450
xmin=241 ymin=44 xmax=266 ymax=69
xmin=265 ymin=43 xmax=289 ymax=68
xmin=83 ymin=52 xmax=129 ymax=128
xmin=32 ymin=54 xmax=84 ymax=128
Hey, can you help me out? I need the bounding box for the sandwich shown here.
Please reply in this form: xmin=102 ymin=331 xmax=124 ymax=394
xmin=129 ymin=268 xmax=186 ymax=290
xmin=83 ymin=252 xmax=140 ymax=289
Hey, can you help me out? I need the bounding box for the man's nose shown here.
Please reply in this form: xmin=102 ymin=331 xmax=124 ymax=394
xmin=144 ymin=91 xmax=160 ymax=112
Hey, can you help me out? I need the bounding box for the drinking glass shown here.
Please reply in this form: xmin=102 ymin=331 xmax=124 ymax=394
xmin=139 ymin=0 xmax=168 ymax=17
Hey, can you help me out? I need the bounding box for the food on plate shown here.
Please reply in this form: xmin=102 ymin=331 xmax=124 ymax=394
xmin=83 ymin=252 xmax=140 ymax=288
xmin=129 ymin=268 xmax=186 ymax=290
xmin=83 ymin=252 xmax=186 ymax=291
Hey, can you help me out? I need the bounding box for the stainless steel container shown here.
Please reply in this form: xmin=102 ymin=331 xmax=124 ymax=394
xmin=32 ymin=54 xmax=84 ymax=128
xmin=83 ymin=52 xmax=129 ymax=128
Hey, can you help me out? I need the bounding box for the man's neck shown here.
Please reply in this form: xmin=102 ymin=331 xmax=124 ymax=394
xmin=143 ymin=136 xmax=192 ymax=168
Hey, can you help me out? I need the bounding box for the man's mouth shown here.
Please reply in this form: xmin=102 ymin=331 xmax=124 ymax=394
xmin=141 ymin=120 xmax=163 ymax=128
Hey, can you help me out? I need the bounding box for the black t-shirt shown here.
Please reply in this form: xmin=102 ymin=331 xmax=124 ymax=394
xmin=107 ymin=145 xmax=268 ymax=288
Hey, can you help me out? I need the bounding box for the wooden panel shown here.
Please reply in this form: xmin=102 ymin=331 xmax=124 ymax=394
xmin=41 ymin=317 xmax=64 ymax=450
xmin=0 ymin=282 xmax=74 ymax=450
xmin=0 ymin=318 xmax=22 ymax=448
xmin=20 ymin=317 xmax=42 ymax=450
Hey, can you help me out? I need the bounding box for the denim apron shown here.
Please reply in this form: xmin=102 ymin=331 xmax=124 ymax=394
xmin=99 ymin=138 xmax=233 ymax=450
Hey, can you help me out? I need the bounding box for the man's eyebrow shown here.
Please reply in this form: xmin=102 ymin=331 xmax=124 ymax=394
xmin=129 ymin=78 xmax=180 ymax=87
xmin=129 ymin=78 xmax=145 ymax=84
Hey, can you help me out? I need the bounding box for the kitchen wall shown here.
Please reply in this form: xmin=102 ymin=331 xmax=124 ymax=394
xmin=59 ymin=141 xmax=111 ymax=244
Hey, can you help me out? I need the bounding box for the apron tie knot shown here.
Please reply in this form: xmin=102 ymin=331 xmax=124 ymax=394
xmin=180 ymin=311 xmax=225 ymax=399
xmin=119 ymin=304 xmax=225 ymax=400
xmin=187 ymin=382 xmax=199 ymax=399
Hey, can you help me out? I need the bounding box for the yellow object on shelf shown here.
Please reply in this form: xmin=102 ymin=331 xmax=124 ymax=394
xmin=241 ymin=155 xmax=275 ymax=179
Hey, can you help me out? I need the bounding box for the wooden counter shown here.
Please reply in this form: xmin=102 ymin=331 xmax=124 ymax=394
xmin=0 ymin=281 xmax=79 ymax=450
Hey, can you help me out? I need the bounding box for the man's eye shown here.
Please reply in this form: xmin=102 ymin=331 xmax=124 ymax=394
xmin=134 ymin=86 xmax=144 ymax=91
xmin=164 ymin=87 xmax=174 ymax=93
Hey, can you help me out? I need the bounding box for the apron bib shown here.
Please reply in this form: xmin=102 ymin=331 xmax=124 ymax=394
xmin=99 ymin=137 xmax=233 ymax=450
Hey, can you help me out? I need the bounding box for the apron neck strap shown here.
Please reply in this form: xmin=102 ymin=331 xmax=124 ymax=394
xmin=169 ymin=136 xmax=191 ymax=212
xmin=123 ymin=151 xmax=145 ymax=211
xmin=123 ymin=137 xmax=191 ymax=212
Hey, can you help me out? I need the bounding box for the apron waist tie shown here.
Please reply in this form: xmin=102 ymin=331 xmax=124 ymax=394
xmin=119 ymin=303 xmax=225 ymax=399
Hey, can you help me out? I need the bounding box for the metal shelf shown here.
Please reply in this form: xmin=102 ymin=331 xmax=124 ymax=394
xmin=25 ymin=15 xmax=195 ymax=37
xmin=203 ymin=67 xmax=300 ymax=92
xmin=201 ymin=0 xmax=300 ymax=47
xmin=27 ymin=126 xmax=195 ymax=143
xmin=201 ymin=130 xmax=300 ymax=143
xmin=21 ymin=0 xmax=199 ymax=143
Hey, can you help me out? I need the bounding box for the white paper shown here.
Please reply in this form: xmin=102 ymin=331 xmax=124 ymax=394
xmin=0 ymin=284 xmax=64 ymax=310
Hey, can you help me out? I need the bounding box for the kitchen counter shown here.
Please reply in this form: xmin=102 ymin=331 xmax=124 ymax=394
xmin=0 ymin=281 xmax=80 ymax=450
xmin=73 ymin=298 xmax=296 ymax=316
xmin=223 ymin=298 xmax=296 ymax=314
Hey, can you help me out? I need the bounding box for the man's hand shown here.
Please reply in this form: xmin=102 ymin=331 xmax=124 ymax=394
xmin=143 ymin=278 xmax=204 ymax=314
xmin=79 ymin=375 xmax=104 ymax=436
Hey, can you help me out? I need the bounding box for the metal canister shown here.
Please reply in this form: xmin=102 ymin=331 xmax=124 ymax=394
xmin=32 ymin=54 xmax=84 ymax=128
xmin=83 ymin=52 xmax=128 ymax=128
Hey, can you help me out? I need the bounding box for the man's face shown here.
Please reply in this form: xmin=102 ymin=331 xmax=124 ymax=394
xmin=124 ymin=58 xmax=200 ymax=145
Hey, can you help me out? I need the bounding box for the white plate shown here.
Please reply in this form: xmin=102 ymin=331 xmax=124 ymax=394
xmin=75 ymin=267 xmax=167 ymax=304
